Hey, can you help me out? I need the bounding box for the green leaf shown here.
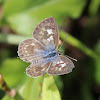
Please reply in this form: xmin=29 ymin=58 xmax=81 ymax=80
xmin=3 ymin=0 xmax=86 ymax=18
xmin=88 ymin=0 xmax=100 ymax=16
xmin=2 ymin=92 xmax=24 ymax=100
xmin=3 ymin=0 xmax=50 ymax=17
xmin=2 ymin=0 xmax=86 ymax=35
xmin=81 ymin=84 xmax=93 ymax=100
xmin=42 ymin=74 xmax=61 ymax=100
xmin=18 ymin=77 xmax=42 ymax=100
xmin=7 ymin=14 xmax=35 ymax=36
xmin=0 ymin=58 xmax=29 ymax=88
xmin=29 ymin=0 xmax=86 ymax=19
xmin=0 ymin=58 xmax=43 ymax=100
xmin=54 ymin=76 xmax=63 ymax=94
xmin=95 ymin=59 xmax=100 ymax=84
xmin=2 ymin=94 xmax=15 ymax=100
xmin=0 ymin=34 xmax=31 ymax=45
xmin=94 ymin=40 xmax=100 ymax=84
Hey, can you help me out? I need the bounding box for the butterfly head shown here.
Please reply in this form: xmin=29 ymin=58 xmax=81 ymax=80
xmin=57 ymin=50 xmax=63 ymax=55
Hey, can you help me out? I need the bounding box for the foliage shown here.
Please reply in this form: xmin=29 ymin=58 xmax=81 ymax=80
xmin=0 ymin=0 xmax=100 ymax=100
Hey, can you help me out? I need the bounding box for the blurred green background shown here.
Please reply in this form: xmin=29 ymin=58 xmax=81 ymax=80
xmin=0 ymin=0 xmax=100 ymax=100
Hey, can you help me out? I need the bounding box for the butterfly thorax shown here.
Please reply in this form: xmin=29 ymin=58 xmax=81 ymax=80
xmin=43 ymin=50 xmax=57 ymax=60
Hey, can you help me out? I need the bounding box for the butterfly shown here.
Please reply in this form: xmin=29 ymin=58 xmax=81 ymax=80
xmin=18 ymin=17 xmax=75 ymax=78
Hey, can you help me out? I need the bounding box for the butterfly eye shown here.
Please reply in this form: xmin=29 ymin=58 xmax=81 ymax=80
xmin=57 ymin=51 xmax=63 ymax=55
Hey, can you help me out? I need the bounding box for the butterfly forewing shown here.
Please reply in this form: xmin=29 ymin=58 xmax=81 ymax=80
xmin=33 ymin=17 xmax=59 ymax=50
xmin=26 ymin=62 xmax=50 ymax=77
xmin=18 ymin=39 xmax=46 ymax=63
xmin=47 ymin=55 xmax=75 ymax=75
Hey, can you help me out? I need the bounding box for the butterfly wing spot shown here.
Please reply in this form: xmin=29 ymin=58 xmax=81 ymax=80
xmin=24 ymin=45 xmax=28 ymax=50
xmin=25 ymin=50 xmax=28 ymax=53
xmin=59 ymin=60 xmax=64 ymax=63
xmin=43 ymin=39 xmax=50 ymax=45
xmin=55 ymin=67 xmax=58 ymax=70
xmin=47 ymin=29 xmax=54 ymax=35
xmin=30 ymin=43 xmax=35 ymax=46
xmin=49 ymin=35 xmax=53 ymax=40
xmin=56 ymin=60 xmax=66 ymax=68
xmin=59 ymin=67 xmax=62 ymax=71
xmin=47 ymin=35 xmax=53 ymax=42
xmin=52 ymin=62 xmax=56 ymax=66
xmin=42 ymin=27 xmax=46 ymax=31
xmin=57 ymin=60 xmax=63 ymax=64
xmin=41 ymin=68 xmax=46 ymax=71
xmin=57 ymin=62 xmax=59 ymax=64
xmin=56 ymin=62 xmax=66 ymax=71
xmin=40 ymin=31 xmax=44 ymax=35
xmin=47 ymin=38 xmax=50 ymax=42
xmin=35 ymin=71 xmax=40 ymax=74
xmin=24 ymin=45 xmax=29 ymax=48
xmin=61 ymin=63 xmax=66 ymax=68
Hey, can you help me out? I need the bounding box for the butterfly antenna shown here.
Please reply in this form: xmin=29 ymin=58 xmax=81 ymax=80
xmin=58 ymin=34 xmax=68 ymax=50
xmin=65 ymin=55 xmax=77 ymax=62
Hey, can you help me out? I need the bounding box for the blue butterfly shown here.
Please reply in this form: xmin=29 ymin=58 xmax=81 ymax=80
xmin=18 ymin=17 xmax=75 ymax=78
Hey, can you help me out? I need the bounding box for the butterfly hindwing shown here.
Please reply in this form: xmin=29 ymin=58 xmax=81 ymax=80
xmin=47 ymin=55 xmax=75 ymax=75
xmin=26 ymin=62 xmax=50 ymax=77
xmin=33 ymin=17 xmax=59 ymax=50
xmin=18 ymin=39 xmax=46 ymax=63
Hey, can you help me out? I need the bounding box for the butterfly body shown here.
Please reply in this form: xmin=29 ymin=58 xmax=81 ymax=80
xmin=18 ymin=17 xmax=75 ymax=77
xmin=44 ymin=51 xmax=57 ymax=59
xmin=43 ymin=49 xmax=57 ymax=58
xmin=32 ymin=49 xmax=57 ymax=67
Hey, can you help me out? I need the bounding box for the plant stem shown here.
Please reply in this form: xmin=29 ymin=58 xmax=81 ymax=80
xmin=60 ymin=31 xmax=100 ymax=60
